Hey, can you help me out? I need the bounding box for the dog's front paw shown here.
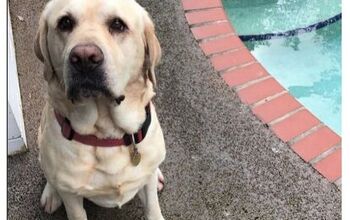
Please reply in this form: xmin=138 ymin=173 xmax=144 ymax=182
xmin=40 ymin=182 xmax=62 ymax=214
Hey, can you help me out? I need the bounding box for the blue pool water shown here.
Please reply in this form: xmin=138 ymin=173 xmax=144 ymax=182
xmin=223 ymin=0 xmax=341 ymax=134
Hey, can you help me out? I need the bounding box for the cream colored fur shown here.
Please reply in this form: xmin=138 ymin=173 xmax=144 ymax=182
xmin=35 ymin=0 xmax=166 ymax=219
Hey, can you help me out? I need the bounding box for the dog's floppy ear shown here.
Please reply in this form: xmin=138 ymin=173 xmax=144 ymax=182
xmin=143 ymin=14 xmax=161 ymax=87
xmin=34 ymin=12 xmax=54 ymax=81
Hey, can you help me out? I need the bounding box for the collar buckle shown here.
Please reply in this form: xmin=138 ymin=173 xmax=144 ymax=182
xmin=132 ymin=133 xmax=137 ymax=145
xmin=122 ymin=131 xmax=143 ymax=146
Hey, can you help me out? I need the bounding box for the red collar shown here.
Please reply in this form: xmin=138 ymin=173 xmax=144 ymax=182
xmin=54 ymin=104 xmax=151 ymax=147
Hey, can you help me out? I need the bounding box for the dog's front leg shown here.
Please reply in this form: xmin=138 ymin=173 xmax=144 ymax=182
xmin=58 ymin=191 xmax=87 ymax=220
xmin=138 ymin=169 xmax=165 ymax=220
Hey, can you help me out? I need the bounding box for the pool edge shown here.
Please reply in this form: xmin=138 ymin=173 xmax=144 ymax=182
xmin=181 ymin=0 xmax=342 ymax=189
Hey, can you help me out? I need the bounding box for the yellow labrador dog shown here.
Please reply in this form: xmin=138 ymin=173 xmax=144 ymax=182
xmin=34 ymin=0 xmax=166 ymax=219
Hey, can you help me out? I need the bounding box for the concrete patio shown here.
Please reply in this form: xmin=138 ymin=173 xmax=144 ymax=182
xmin=8 ymin=0 xmax=341 ymax=219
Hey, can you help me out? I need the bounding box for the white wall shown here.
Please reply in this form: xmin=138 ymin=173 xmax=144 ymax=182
xmin=8 ymin=11 xmax=27 ymax=154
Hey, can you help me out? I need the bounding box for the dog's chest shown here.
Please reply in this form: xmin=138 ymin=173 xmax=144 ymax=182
xmin=78 ymin=155 xmax=150 ymax=207
xmin=62 ymin=146 xmax=154 ymax=190
xmin=48 ymin=143 xmax=162 ymax=207
xmin=39 ymin=104 xmax=166 ymax=207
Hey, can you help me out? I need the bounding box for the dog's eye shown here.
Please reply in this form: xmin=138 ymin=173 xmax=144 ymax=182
xmin=57 ymin=16 xmax=75 ymax=32
xmin=109 ymin=18 xmax=128 ymax=33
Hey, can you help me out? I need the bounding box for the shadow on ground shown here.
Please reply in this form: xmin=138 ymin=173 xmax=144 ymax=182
xmin=8 ymin=0 xmax=341 ymax=219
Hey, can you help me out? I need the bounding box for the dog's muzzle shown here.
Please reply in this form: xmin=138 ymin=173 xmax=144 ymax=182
xmin=67 ymin=44 xmax=111 ymax=101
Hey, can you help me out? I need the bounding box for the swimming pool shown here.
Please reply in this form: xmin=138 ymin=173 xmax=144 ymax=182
xmin=223 ymin=0 xmax=342 ymax=135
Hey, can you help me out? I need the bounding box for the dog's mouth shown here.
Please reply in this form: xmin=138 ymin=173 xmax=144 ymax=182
xmin=66 ymin=69 xmax=113 ymax=102
xmin=66 ymin=72 xmax=126 ymax=105
xmin=67 ymin=80 xmax=112 ymax=102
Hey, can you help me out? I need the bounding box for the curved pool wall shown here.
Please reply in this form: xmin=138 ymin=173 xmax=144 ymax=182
xmin=182 ymin=0 xmax=341 ymax=186
xmin=223 ymin=0 xmax=341 ymax=135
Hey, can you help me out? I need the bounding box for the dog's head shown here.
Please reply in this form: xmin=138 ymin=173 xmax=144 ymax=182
xmin=34 ymin=0 xmax=161 ymax=102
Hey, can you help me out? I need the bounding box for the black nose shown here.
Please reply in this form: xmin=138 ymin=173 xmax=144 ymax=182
xmin=69 ymin=44 xmax=104 ymax=71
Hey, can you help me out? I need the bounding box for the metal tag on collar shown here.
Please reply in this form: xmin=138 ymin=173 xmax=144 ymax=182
xmin=129 ymin=135 xmax=141 ymax=166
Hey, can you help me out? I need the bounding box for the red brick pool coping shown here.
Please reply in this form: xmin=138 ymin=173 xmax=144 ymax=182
xmin=182 ymin=0 xmax=342 ymax=187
